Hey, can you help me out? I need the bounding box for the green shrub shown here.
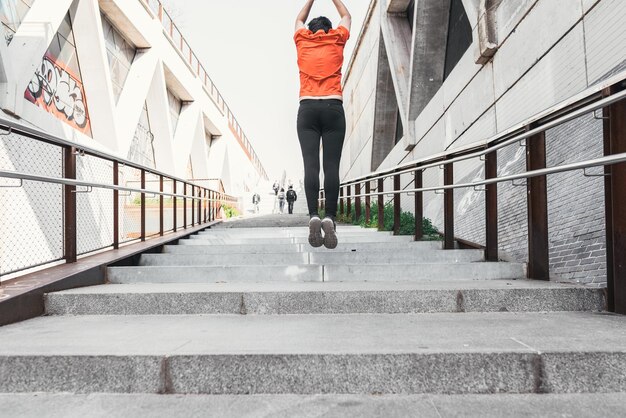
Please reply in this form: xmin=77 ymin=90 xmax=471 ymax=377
xmin=336 ymin=201 xmax=441 ymax=240
xmin=223 ymin=204 xmax=240 ymax=218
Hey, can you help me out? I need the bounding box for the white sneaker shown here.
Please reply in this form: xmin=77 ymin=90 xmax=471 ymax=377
xmin=308 ymin=216 xmax=323 ymax=248
xmin=322 ymin=217 xmax=338 ymax=249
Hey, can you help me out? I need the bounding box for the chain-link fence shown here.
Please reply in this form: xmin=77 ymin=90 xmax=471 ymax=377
xmin=0 ymin=130 xmax=63 ymax=276
xmin=0 ymin=123 xmax=235 ymax=282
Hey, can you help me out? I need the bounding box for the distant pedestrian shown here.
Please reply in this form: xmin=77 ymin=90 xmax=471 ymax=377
xmin=278 ymin=188 xmax=286 ymax=213
xmin=286 ymin=185 xmax=298 ymax=214
xmin=252 ymin=192 xmax=261 ymax=213
xmin=272 ymin=181 xmax=280 ymax=196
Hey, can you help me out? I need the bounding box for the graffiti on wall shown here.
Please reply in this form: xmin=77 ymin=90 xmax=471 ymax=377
xmin=24 ymin=54 xmax=92 ymax=136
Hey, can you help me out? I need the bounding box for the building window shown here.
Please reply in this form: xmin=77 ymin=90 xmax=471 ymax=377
xmin=24 ymin=12 xmax=92 ymax=137
xmin=394 ymin=109 xmax=404 ymax=145
xmin=0 ymin=0 xmax=33 ymax=45
xmin=444 ymin=0 xmax=473 ymax=80
xmin=128 ymin=101 xmax=156 ymax=168
xmin=167 ymin=90 xmax=182 ymax=135
xmin=406 ymin=0 xmax=416 ymax=32
xmin=101 ymin=14 xmax=137 ymax=103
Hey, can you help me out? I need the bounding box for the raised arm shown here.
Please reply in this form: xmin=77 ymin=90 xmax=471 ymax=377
xmin=296 ymin=0 xmax=315 ymax=32
xmin=332 ymin=0 xmax=352 ymax=32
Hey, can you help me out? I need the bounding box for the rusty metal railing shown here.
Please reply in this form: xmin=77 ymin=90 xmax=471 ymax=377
xmin=138 ymin=0 xmax=268 ymax=182
xmin=0 ymin=120 xmax=239 ymax=279
xmin=320 ymin=78 xmax=626 ymax=314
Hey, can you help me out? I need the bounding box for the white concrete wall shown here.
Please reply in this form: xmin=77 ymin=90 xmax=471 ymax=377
xmin=0 ymin=0 xmax=265 ymax=194
xmin=0 ymin=0 xmax=267 ymax=276
xmin=341 ymin=0 xmax=626 ymax=284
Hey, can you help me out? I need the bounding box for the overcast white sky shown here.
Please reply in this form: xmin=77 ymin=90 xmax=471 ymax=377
xmin=166 ymin=0 xmax=370 ymax=182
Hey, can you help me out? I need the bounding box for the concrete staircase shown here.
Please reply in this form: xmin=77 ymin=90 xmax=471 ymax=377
xmin=1 ymin=219 xmax=625 ymax=417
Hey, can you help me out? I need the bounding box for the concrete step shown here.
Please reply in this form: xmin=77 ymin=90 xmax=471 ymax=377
xmin=199 ymin=228 xmax=393 ymax=237
xmin=0 ymin=312 xmax=625 ymax=394
xmin=183 ymin=235 xmax=416 ymax=245
xmin=3 ymin=392 xmax=626 ymax=418
xmin=45 ymin=281 xmax=606 ymax=315
xmin=107 ymin=262 xmax=524 ymax=284
xmin=163 ymin=241 xmax=442 ymax=254
xmin=139 ymin=249 xmax=484 ymax=267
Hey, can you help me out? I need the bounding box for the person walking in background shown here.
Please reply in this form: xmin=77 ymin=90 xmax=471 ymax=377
xmin=294 ymin=0 xmax=351 ymax=249
xmin=286 ymin=185 xmax=298 ymax=214
xmin=277 ymin=187 xmax=286 ymax=214
xmin=272 ymin=181 xmax=280 ymax=196
xmin=252 ymin=192 xmax=261 ymax=213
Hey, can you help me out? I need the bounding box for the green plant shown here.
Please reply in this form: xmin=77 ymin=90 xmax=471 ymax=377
xmin=223 ymin=204 xmax=240 ymax=218
xmin=336 ymin=201 xmax=441 ymax=240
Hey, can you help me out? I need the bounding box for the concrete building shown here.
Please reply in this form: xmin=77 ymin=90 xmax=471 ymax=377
xmin=0 ymin=0 xmax=267 ymax=192
xmin=0 ymin=0 xmax=269 ymax=276
xmin=341 ymin=0 xmax=626 ymax=285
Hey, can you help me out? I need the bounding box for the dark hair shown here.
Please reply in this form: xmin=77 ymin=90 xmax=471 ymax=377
xmin=308 ymin=16 xmax=332 ymax=33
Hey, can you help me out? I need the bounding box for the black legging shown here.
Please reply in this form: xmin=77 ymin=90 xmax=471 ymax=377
xmin=297 ymin=99 xmax=346 ymax=218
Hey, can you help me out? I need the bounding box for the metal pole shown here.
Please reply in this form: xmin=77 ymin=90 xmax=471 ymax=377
xmin=355 ymin=183 xmax=362 ymax=222
xmin=526 ymin=125 xmax=549 ymax=280
xmin=365 ymin=181 xmax=371 ymax=225
xmin=377 ymin=178 xmax=384 ymax=231
xmin=191 ymin=185 xmax=195 ymax=227
xmin=485 ymin=151 xmax=499 ymax=261
xmin=183 ymin=183 xmax=187 ymax=229
xmin=393 ymin=174 xmax=401 ymax=235
xmin=604 ymin=84 xmax=626 ymax=313
xmin=140 ymin=169 xmax=146 ymax=241
xmin=64 ymin=147 xmax=77 ymax=263
xmin=159 ymin=175 xmax=164 ymax=236
xmin=444 ymin=163 xmax=454 ymax=249
xmin=113 ymin=161 xmax=119 ymax=249
xmin=172 ymin=180 xmax=177 ymax=231
xmin=339 ymin=187 xmax=344 ymax=216
xmin=414 ymin=170 xmax=423 ymax=241
xmin=346 ymin=185 xmax=352 ymax=218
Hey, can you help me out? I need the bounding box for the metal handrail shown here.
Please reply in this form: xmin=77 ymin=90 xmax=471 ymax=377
xmin=0 ymin=120 xmax=201 ymax=189
xmin=340 ymin=86 xmax=626 ymax=188
xmin=0 ymin=170 xmax=237 ymax=202
xmin=335 ymin=153 xmax=626 ymax=199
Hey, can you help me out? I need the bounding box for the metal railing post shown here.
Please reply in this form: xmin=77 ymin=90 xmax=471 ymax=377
xmin=414 ymin=170 xmax=423 ymax=241
xmin=444 ymin=163 xmax=454 ymax=249
xmin=355 ymin=183 xmax=362 ymax=222
xmin=346 ymin=185 xmax=352 ymax=218
xmin=140 ymin=169 xmax=146 ymax=241
xmin=191 ymin=185 xmax=195 ymax=227
xmin=172 ymin=180 xmax=177 ymax=232
xmin=485 ymin=151 xmax=498 ymax=261
xmin=197 ymin=187 xmax=201 ymax=224
xmin=604 ymin=84 xmax=626 ymax=313
xmin=377 ymin=178 xmax=384 ymax=231
xmin=64 ymin=147 xmax=77 ymax=263
xmin=183 ymin=183 xmax=187 ymax=229
xmin=113 ymin=161 xmax=119 ymax=249
xmin=365 ymin=181 xmax=371 ymax=224
xmin=393 ymin=174 xmax=401 ymax=235
xmin=339 ymin=187 xmax=344 ymax=216
xmin=204 ymin=189 xmax=208 ymax=223
xmin=159 ymin=175 xmax=164 ymax=236
xmin=320 ymin=190 xmax=325 ymax=211
xmin=526 ymin=125 xmax=549 ymax=280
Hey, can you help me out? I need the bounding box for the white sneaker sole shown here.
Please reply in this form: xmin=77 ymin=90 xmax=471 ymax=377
xmin=308 ymin=218 xmax=323 ymax=248
xmin=322 ymin=219 xmax=338 ymax=249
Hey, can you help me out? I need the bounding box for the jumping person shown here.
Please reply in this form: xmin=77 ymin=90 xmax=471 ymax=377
xmin=295 ymin=0 xmax=351 ymax=249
